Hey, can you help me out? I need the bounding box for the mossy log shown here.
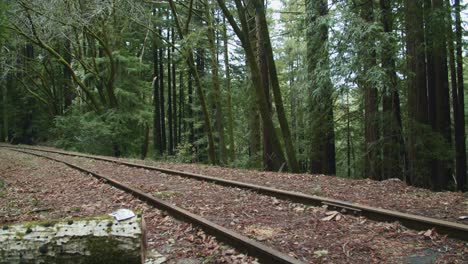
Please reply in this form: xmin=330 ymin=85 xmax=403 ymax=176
xmin=0 ymin=214 xmax=146 ymax=264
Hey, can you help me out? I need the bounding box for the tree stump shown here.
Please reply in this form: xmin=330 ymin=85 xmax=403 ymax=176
xmin=0 ymin=213 xmax=146 ymax=264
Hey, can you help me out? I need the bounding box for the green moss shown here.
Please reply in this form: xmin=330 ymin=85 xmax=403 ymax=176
xmin=1 ymin=214 xmax=114 ymax=231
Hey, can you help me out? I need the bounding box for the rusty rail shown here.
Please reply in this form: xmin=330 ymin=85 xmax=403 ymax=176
xmin=6 ymin=147 xmax=303 ymax=264
xmin=2 ymin=144 xmax=468 ymax=242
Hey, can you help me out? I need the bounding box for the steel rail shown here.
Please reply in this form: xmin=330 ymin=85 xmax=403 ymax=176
xmin=7 ymin=148 xmax=303 ymax=264
xmin=2 ymin=144 xmax=468 ymax=242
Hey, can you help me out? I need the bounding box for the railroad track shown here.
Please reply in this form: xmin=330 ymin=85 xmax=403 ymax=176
xmin=1 ymin=146 xmax=302 ymax=264
xmin=1 ymin=144 xmax=468 ymax=243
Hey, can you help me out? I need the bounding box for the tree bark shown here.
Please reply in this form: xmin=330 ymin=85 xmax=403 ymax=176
xmin=204 ymin=0 xmax=227 ymax=165
xmin=217 ymin=0 xmax=287 ymax=168
xmin=252 ymin=0 xmax=300 ymax=172
xmin=454 ymin=0 xmax=467 ymax=191
xmin=167 ymin=22 xmax=174 ymax=155
xmin=2 ymin=74 xmax=8 ymax=143
xmin=0 ymin=214 xmax=146 ymax=264
xmin=380 ymin=0 xmax=406 ymax=181
xmin=223 ymin=16 xmax=236 ymax=162
xmin=153 ymin=37 xmax=163 ymax=155
xmin=405 ymin=0 xmax=430 ymax=187
xmin=159 ymin=27 xmax=167 ymax=154
xmin=428 ymin=0 xmax=452 ymax=190
xmin=354 ymin=0 xmax=381 ymax=180
xmin=305 ymin=0 xmax=336 ymax=175
xmin=172 ymin=27 xmax=177 ymax=152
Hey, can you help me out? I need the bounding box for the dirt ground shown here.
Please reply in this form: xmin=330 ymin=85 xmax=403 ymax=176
xmin=6 ymin=147 xmax=466 ymax=263
xmin=0 ymin=149 xmax=257 ymax=264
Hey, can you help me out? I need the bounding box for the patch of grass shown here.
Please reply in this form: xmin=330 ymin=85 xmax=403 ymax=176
xmin=153 ymin=191 xmax=183 ymax=199
xmin=310 ymin=186 xmax=322 ymax=196
xmin=0 ymin=179 xmax=5 ymax=197
xmin=70 ymin=207 xmax=81 ymax=212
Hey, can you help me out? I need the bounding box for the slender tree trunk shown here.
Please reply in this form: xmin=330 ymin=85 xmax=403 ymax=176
xmin=2 ymin=74 xmax=8 ymax=142
xmin=178 ymin=71 xmax=183 ymax=144
xmin=346 ymin=91 xmax=351 ymax=178
xmin=454 ymin=0 xmax=467 ymax=191
xmin=153 ymin=28 xmax=162 ymax=154
xmin=405 ymin=0 xmax=430 ymax=187
xmin=63 ymin=39 xmax=73 ymax=112
xmin=253 ymin=0 xmax=299 ymax=172
xmin=172 ymin=28 xmax=177 ymax=151
xmin=188 ymin=71 xmax=194 ymax=147
xmin=167 ymin=23 xmax=174 ymax=155
xmin=305 ymin=0 xmax=336 ymax=175
xmin=159 ymin=28 xmax=167 ymax=153
xmin=223 ymin=16 xmax=235 ymax=162
xmin=204 ymin=0 xmax=227 ymax=165
xmin=141 ymin=123 xmax=149 ymax=159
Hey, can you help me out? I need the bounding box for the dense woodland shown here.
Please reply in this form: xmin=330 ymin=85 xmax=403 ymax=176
xmin=0 ymin=0 xmax=466 ymax=191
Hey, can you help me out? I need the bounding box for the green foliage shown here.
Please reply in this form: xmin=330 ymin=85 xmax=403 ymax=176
xmin=52 ymin=108 xmax=145 ymax=156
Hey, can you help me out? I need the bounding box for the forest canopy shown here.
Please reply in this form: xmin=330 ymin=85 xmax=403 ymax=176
xmin=0 ymin=0 xmax=467 ymax=192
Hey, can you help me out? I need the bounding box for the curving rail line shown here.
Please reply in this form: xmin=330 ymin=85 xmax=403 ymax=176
xmin=1 ymin=144 xmax=467 ymax=242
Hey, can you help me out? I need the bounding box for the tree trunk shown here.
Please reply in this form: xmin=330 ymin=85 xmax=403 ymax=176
xmin=204 ymin=0 xmax=227 ymax=165
xmin=305 ymin=0 xmax=336 ymax=175
xmin=172 ymin=28 xmax=178 ymax=152
xmin=141 ymin=123 xmax=149 ymax=160
xmin=153 ymin=37 xmax=163 ymax=155
xmin=63 ymin=39 xmax=73 ymax=112
xmin=405 ymin=0 xmax=430 ymax=187
xmin=429 ymin=0 xmax=452 ymax=190
xmin=167 ymin=22 xmax=174 ymax=155
xmin=380 ymin=0 xmax=406 ymax=181
xmin=454 ymin=0 xmax=467 ymax=191
xmin=178 ymin=71 xmax=184 ymax=145
xmin=356 ymin=0 xmax=381 ymax=180
xmin=223 ymin=16 xmax=236 ymax=162
xmin=255 ymin=5 xmax=276 ymax=171
xmin=2 ymin=74 xmax=8 ymax=143
xmin=159 ymin=28 xmax=167 ymax=154
xmin=253 ymin=0 xmax=300 ymax=172
xmin=217 ymin=0 xmax=286 ymax=168
xmin=188 ymin=71 xmax=195 ymax=147
xmin=0 ymin=214 xmax=146 ymax=264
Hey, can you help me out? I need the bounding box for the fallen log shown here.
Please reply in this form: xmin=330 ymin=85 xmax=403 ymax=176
xmin=0 ymin=212 xmax=146 ymax=264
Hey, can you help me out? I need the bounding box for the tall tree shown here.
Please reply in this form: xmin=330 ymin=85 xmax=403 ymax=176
xmin=356 ymin=0 xmax=380 ymax=180
xmin=305 ymin=0 xmax=336 ymax=174
xmin=223 ymin=15 xmax=236 ymax=162
xmin=380 ymin=0 xmax=406 ymax=181
xmin=167 ymin=21 xmax=174 ymax=155
xmin=430 ymin=0 xmax=452 ymax=190
xmin=405 ymin=0 xmax=430 ymax=187
xmin=168 ymin=0 xmax=217 ymax=164
xmin=453 ymin=0 xmax=467 ymax=191
xmin=252 ymin=0 xmax=300 ymax=172
xmin=204 ymin=0 xmax=227 ymax=165
xmin=217 ymin=0 xmax=288 ymax=170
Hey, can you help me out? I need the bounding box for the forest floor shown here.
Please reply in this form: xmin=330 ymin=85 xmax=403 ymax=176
xmin=0 ymin=149 xmax=256 ymax=264
xmin=1 ymin=147 xmax=468 ymax=263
